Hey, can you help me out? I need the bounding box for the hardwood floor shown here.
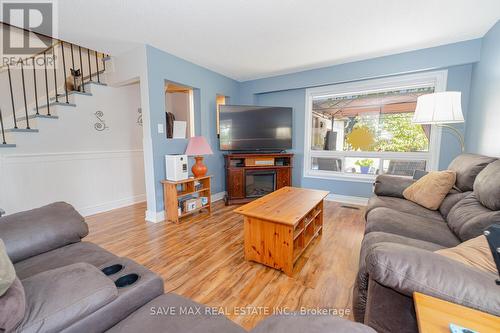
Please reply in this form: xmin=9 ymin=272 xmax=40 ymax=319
xmin=85 ymin=199 xmax=366 ymax=330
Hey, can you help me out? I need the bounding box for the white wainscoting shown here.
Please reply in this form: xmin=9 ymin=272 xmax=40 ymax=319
xmin=0 ymin=150 xmax=146 ymax=217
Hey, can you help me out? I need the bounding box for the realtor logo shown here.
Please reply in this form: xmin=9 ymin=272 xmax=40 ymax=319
xmin=1 ymin=0 xmax=57 ymax=55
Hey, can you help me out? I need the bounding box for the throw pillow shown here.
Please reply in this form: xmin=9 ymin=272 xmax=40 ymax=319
xmin=0 ymin=239 xmax=16 ymax=296
xmin=0 ymin=278 xmax=26 ymax=332
xmin=435 ymin=235 xmax=496 ymax=274
xmin=403 ymin=170 xmax=456 ymax=210
xmin=0 ymin=239 xmax=26 ymax=332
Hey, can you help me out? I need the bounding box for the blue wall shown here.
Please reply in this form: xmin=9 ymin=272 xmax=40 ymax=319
xmin=465 ymin=20 xmax=500 ymax=157
xmin=253 ymin=65 xmax=473 ymax=197
xmin=239 ymin=40 xmax=480 ymax=198
xmin=145 ymin=39 xmax=485 ymax=214
xmin=239 ymin=39 xmax=480 ymax=97
xmin=145 ymin=45 xmax=239 ymax=211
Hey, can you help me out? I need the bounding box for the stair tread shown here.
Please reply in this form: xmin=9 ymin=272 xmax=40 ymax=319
xmin=36 ymin=102 xmax=76 ymax=110
xmin=3 ymin=128 xmax=39 ymax=133
xmin=55 ymin=91 xmax=92 ymax=98
xmin=0 ymin=144 xmax=16 ymax=148
xmin=84 ymin=81 xmax=107 ymax=86
xmin=18 ymin=114 xmax=59 ymax=121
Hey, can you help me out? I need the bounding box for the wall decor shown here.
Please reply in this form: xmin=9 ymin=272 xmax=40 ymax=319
xmin=94 ymin=111 xmax=109 ymax=131
xmin=137 ymin=108 xmax=143 ymax=126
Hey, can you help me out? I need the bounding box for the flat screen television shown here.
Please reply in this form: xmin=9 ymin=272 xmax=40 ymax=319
xmin=219 ymin=105 xmax=293 ymax=151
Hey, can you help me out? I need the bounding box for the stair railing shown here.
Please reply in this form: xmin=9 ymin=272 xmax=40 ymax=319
xmin=0 ymin=23 xmax=109 ymax=146
xmin=0 ymin=108 xmax=6 ymax=144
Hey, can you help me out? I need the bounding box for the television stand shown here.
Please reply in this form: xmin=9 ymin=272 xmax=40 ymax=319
xmin=224 ymin=153 xmax=293 ymax=205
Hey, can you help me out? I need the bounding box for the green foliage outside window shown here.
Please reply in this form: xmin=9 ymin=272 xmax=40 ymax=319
xmin=346 ymin=113 xmax=429 ymax=152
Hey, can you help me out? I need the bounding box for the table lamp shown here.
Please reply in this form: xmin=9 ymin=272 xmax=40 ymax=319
xmin=413 ymin=91 xmax=465 ymax=151
xmin=185 ymin=136 xmax=213 ymax=177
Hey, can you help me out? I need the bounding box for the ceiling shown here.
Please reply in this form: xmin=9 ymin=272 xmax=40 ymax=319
xmin=55 ymin=0 xmax=500 ymax=81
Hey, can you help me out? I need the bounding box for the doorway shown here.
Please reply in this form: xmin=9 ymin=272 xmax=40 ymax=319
xmin=165 ymin=82 xmax=194 ymax=138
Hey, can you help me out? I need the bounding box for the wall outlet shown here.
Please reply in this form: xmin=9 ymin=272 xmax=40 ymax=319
xmin=157 ymin=123 xmax=164 ymax=134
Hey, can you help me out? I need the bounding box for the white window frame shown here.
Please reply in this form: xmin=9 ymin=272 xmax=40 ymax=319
xmin=304 ymin=70 xmax=447 ymax=183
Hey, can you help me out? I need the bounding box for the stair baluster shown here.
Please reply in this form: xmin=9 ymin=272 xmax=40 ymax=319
xmin=79 ymin=46 xmax=85 ymax=93
xmin=1 ymin=23 xmax=112 ymax=148
xmin=0 ymin=108 xmax=6 ymax=144
xmin=7 ymin=64 xmax=18 ymax=129
xmin=20 ymin=59 xmax=30 ymax=129
xmin=52 ymin=44 xmax=59 ymax=103
xmin=70 ymin=44 xmax=77 ymax=91
xmin=88 ymin=48 xmax=93 ymax=82
xmin=32 ymin=57 xmax=40 ymax=115
xmin=61 ymin=42 xmax=69 ymax=104
xmin=95 ymin=50 xmax=100 ymax=83
xmin=43 ymin=51 xmax=51 ymax=116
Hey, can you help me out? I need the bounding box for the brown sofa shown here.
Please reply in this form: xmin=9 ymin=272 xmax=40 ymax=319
xmin=0 ymin=202 xmax=374 ymax=333
xmin=353 ymin=153 xmax=500 ymax=333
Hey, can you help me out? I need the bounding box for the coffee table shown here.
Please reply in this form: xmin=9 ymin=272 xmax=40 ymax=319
xmin=234 ymin=186 xmax=329 ymax=276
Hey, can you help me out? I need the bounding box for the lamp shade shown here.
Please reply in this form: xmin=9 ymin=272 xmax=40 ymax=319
xmin=185 ymin=136 xmax=214 ymax=156
xmin=413 ymin=92 xmax=464 ymax=124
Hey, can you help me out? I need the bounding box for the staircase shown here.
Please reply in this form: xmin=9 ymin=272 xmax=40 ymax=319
xmin=0 ymin=24 xmax=111 ymax=148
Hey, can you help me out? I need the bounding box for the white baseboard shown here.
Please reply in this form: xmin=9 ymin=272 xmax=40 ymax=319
xmin=211 ymin=191 xmax=226 ymax=202
xmin=80 ymin=194 xmax=146 ymax=217
xmin=325 ymin=194 xmax=369 ymax=206
xmin=145 ymin=209 xmax=165 ymax=223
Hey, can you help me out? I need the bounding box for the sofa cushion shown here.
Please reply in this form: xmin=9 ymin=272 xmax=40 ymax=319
xmin=366 ymin=196 xmax=444 ymax=222
xmin=106 ymin=293 xmax=246 ymax=333
xmin=439 ymin=191 xmax=471 ymax=219
xmin=18 ymin=263 xmax=118 ymax=333
xmin=251 ymin=314 xmax=376 ymax=333
xmin=365 ymin=208 xmax=460 ymax=247
xmin=366 ymin=243 xmax=500 ymax=316
xmin=447 ymin=193 xmax=500 ymax=241
xmin=14 ymin=241 xmax=118 ymax=280
xmin=402 ymin=170 xmax=456 ymax=210
xmin=353 ymin=232 xmax=444 ymax=322
xmin=448 ymin=153 xmax=497 ymax=192
xmin=373 ymin=174 xmax=415 ymax=198
xmin=435 ymin=235 xmax=496 ymax=274
xmin=0 ymin=278 xmax=26 ymax=332
xmin=473 ymin=160 xmax=500 ymax=211
xmin=0 ymin=239 xmax=16 ymax=296
xmin=0 ymin=202 xmax=88 ymax=263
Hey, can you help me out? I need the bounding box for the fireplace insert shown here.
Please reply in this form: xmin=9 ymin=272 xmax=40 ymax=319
xmin=245 ymin=170 xmax=276 ymax=198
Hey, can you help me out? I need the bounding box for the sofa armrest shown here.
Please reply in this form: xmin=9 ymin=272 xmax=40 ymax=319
xmin=366 ymin=243 xmax=500 ymax=316
xmin=251 ymin=314 xmax=376 ymax=333
xmin=18 ymin=263 xmax=117 ymax=333
xmin=0 ymin=202 xmax=88 ymax=263
xmin=373 ymin=175 xmax=415 ymax=198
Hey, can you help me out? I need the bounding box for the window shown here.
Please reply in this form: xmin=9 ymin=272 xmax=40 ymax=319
xmin=304 ymin=71 xmax=447 ymax=181
xmin=216 ymin=95 xmax=227 ymax=136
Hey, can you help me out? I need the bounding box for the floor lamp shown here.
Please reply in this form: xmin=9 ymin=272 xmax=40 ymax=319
xmin=413 ymin=91 xmax=465 ymax=152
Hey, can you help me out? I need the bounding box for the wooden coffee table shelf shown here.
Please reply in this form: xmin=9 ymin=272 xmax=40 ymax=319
xmin=234 ymin=187 xmax=329 ymax=276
